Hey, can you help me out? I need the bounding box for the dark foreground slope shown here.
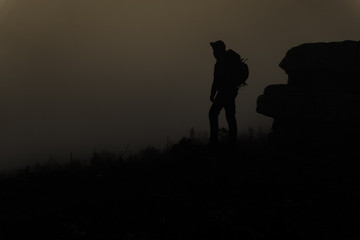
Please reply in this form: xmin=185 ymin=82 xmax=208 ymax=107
xmin=1 ymin=139 xmax=360 ymax=239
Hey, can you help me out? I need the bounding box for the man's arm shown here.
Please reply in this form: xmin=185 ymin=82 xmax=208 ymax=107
xmin=210 ymin=82 xmax=217 ymax=102
xmin=210 ymin=63 xmax=219 ymax=102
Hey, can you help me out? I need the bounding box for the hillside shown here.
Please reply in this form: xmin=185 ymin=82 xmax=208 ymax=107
xmin=0 ymin=136 xmax=359 ymax=239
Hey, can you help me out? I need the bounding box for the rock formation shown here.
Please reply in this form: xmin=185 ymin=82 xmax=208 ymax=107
xmin=257 ymin=40 xmax=360 ymax=150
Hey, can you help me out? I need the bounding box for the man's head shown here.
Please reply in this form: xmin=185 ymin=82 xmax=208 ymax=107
xmin=210 ymin=40 xmax=226 ymax=60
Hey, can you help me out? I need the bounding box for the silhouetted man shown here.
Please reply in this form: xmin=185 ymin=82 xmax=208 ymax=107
xmin=209 ymin=40 xmax=239 ymax=148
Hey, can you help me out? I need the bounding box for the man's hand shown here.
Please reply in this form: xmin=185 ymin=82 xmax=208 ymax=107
xmin=210 ymin=93 xmax=216 ymax=102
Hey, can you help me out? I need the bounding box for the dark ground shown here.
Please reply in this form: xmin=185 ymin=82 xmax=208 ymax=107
xmin=0 ymin=138 xmax=359 ymax=239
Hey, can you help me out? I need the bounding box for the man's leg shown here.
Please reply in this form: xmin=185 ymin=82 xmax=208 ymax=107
xmin=209 ymin=101 xmax=223 ymax=145
xmin=224 ymin=98 xmax=237 ymax=146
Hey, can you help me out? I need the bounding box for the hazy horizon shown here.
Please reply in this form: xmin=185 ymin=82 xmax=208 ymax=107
xmin=0 ymin=0 xmax=359 ymax=169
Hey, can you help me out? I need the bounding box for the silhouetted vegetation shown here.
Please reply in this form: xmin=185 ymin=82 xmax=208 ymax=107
xmin=0 ymin=129 xmax=359 ymax=239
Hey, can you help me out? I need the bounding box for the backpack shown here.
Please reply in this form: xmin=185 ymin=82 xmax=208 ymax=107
xmin=227 ymin=49 xmax=249 ymax=87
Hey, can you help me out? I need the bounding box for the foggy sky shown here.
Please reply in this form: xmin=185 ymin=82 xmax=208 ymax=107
xmin=0 ymin=0 xmax=359 ymax=169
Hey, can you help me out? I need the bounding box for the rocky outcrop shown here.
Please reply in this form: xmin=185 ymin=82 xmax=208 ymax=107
xmin=257 ymin=40 xmax=360 ymax=149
